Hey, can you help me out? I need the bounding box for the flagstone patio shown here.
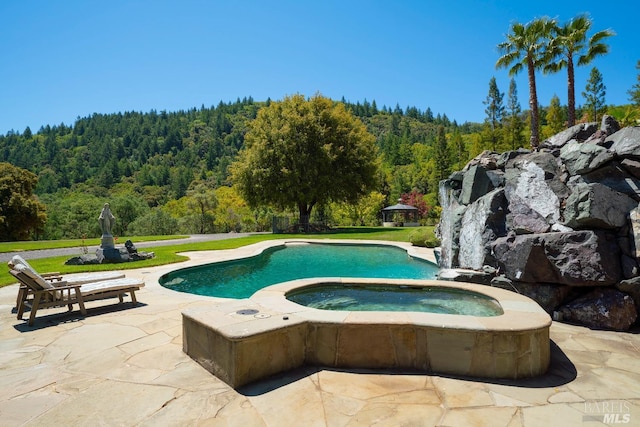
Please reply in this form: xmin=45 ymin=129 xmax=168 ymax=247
xmin=1 ymin=247 xmax=639 ymax=426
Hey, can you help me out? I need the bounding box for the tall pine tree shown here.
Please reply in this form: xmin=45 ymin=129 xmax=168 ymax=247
xmin=582 ymin=67 xmax=606 ymax=122
xmin=482 ymin=77 xmax=505 ymax=151
xmin=504 ymin=78 xmax=525 ymax=150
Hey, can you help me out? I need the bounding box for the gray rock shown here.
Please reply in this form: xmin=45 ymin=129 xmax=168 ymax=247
xmin=551 ymin=223 xmax=573 ymax=233
xmin=458 ymin=189 xmax=507 ymax=270
xmin=620 ymin=158 xmax=640 ymax=179
xmin=504 ymin=158 xmax=563 ymax=224
xmin=506 ymin=194 xmax=550 ymax=234
xmin=571 ymin=161 xmax=640 ymax=200
xmin=559 ymin=141 xmax=614 ymax=175
xmin=496 ymin=148 xmax=530 ymax=169
xmin=485 ymin=169 xmax=505 ymax=188
xmin=460 ymin=165 xmax=493 ymax=205
xmin=629 ymin=204 xmax=640 ymax=259
xmin=600 ymin=114 xmax=621 ymax=136
xmin=490 ymin=279 xmax=571 ymax=314
xmin=463 ymin=150 xmax=500 ymax=171
xmin=557 ymin=288 xmax=637 ymax=331
xmin=616 ymin=276 xmax=640 ymax=312
xmin=490 ymin=231 xmax=621 ymax=287
xmin=607 ymin=126 xmax=640 ymax=157
xmin=563 ymin=183 xmax=637 ymax=229
xmin=435 ymin=180 xmax=467 ymax=269
xmin=541 ymin=122 xmax=598 ymax=149
xmin=438 ymin=268 xmax=493 ymax=285
xmin=621 ymin=254 xmax=639 ymax=279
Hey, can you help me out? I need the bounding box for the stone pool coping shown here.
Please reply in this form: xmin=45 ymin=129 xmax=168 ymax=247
xmin=182 ymin=249 xmax=551 ymax=389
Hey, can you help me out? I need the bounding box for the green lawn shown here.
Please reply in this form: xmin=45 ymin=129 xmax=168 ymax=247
xmin=1 ymin=227 xmax=431 ymax=288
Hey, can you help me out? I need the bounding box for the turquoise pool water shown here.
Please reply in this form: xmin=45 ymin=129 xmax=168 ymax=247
xmin=286 ymin=284 xmax=503 ymax=316
xmin=160 ymin=243 xmax=438 ymax=299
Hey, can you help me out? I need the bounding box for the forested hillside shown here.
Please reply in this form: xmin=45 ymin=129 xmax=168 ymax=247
xmin=0 ymin=97 xmax=478 ymax=240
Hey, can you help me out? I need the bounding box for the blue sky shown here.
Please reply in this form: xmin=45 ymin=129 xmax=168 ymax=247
xmin=1 ymin=0 xmax=637 ymax=134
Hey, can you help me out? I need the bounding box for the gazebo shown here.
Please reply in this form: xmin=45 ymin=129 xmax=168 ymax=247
xmin=381 ymin=203 xmax=420 ymax=227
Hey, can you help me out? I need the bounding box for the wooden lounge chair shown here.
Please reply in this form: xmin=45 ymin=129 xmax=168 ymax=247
xmin=10 ymin=265 xmax=145 ymax=326
xmin=8 ymin=255 xmax=125 ymax=312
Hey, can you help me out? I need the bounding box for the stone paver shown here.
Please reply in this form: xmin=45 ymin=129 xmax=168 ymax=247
xmin=1 ymin=243 xmax=639 ymax=426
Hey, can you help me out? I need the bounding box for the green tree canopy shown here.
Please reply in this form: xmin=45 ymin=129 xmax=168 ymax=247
xmin=230 ymin=94 xmax=380 ymax=228
xmin=0 ymin=162 xmax=47 ymax=241
xmin=545 ymin=94 xmax=566 ymax=136
xmin=628 ymin=59 xmax=640 ymax=106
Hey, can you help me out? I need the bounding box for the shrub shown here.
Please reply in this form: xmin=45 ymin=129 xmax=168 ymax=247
xmin=408 ymin=227 xmax=440 ymax=248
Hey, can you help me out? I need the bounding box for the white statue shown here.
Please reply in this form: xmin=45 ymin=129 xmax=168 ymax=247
xmin=98 ymin=203 xmax=116 ymax=236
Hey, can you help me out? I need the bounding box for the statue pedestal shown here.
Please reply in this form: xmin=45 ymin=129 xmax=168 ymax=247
xmin=96 ymin=247 xmax=130 ymax=263
xmin=97 ymin=234 xmax=130 ymax=263
xmin=101 ymin=235 xmax=115 ymax=249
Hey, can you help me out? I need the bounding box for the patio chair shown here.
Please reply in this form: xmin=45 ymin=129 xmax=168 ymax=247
xmin=8 ymin=255 xmax=125 ymax=312
xmin=10 ymin=265 xmax=145 ymax=326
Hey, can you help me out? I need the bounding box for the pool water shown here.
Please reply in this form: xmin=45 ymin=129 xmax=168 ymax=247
xmin=160 ymin=243 xmax=438 ymax=299
xmin=286 ymin=284 xmax=503 ymax=316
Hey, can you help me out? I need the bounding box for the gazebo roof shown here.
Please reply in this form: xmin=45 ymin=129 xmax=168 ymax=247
xmin=382 ymin=203 xmax=418 ymax=212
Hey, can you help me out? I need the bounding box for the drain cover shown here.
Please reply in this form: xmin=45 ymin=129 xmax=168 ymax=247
xmin=236 ymin=309 xmax=259 ymax=315
xmin=254 ymin=313 xmax=271 ymax=319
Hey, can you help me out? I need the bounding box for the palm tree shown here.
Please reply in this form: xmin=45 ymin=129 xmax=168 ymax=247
xmin=496 ymin=17 xmax=556 ymax=148
xmin=545 ymin=14 xmax=615 ymax=127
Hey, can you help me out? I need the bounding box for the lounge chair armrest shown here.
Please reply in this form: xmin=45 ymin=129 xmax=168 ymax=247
xmin=49 ymin=281 xmax=73 ymax=289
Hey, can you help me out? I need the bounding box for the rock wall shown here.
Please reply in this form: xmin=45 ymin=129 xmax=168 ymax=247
xmin=437 ymin=117 xmax=640 ymax=331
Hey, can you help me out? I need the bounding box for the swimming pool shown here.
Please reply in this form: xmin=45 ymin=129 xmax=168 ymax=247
xmin=161 ymin=242 xmax=438 ymax=298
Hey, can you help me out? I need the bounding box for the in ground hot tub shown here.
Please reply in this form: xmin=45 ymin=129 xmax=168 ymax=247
xmin=182 ymin=278 xmax=551 ymax=388
xmin=286 ymin=282 xmax=504 ymax=316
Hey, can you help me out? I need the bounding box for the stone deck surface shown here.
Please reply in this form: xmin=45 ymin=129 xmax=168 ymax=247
xmin=1 ymin=242 xmax=640 ymax=426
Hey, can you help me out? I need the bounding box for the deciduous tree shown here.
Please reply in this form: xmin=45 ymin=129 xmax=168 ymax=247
xmin=0 ymin=162 xmax=47 ymax=240
xmin=230 ymin=94 xmax=379 ymax=230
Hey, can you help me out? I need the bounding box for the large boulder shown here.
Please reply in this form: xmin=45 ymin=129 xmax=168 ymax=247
xmin=570 ymin=161 xmax=640 ymax=201
xmin=503 ymin=153 xmax=567 ymax=224
xmin=490 ymin=276 xmax=571 ymax=314
xmin=559 ymin=141 xmax=614 ymax=175
xmin=616 ymin=276 xmax=640 ymax=311
xmin=435 ymin=180 xmax=467 ymax=269
xmin=458 ymin=189 xmax=507 ymax=270
xmin=629 ymin=204 xmax=640 ymax=259
xmin=557 ymin=288 xmax=637 ymax=331
xmin=607 ymin=126 xmax=640 ymax=157
xmin=460 ymin=164 xmax=493 ymax=205
xmin=563 ymin=183 xmax=637 ymax=229
xmin=490 ymin=231 xmax=621 ymax=286
xmin=506 ymin=193 xmax=550 ymax=234
xmin=541 ymin=122 xmax=598 ymax=149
